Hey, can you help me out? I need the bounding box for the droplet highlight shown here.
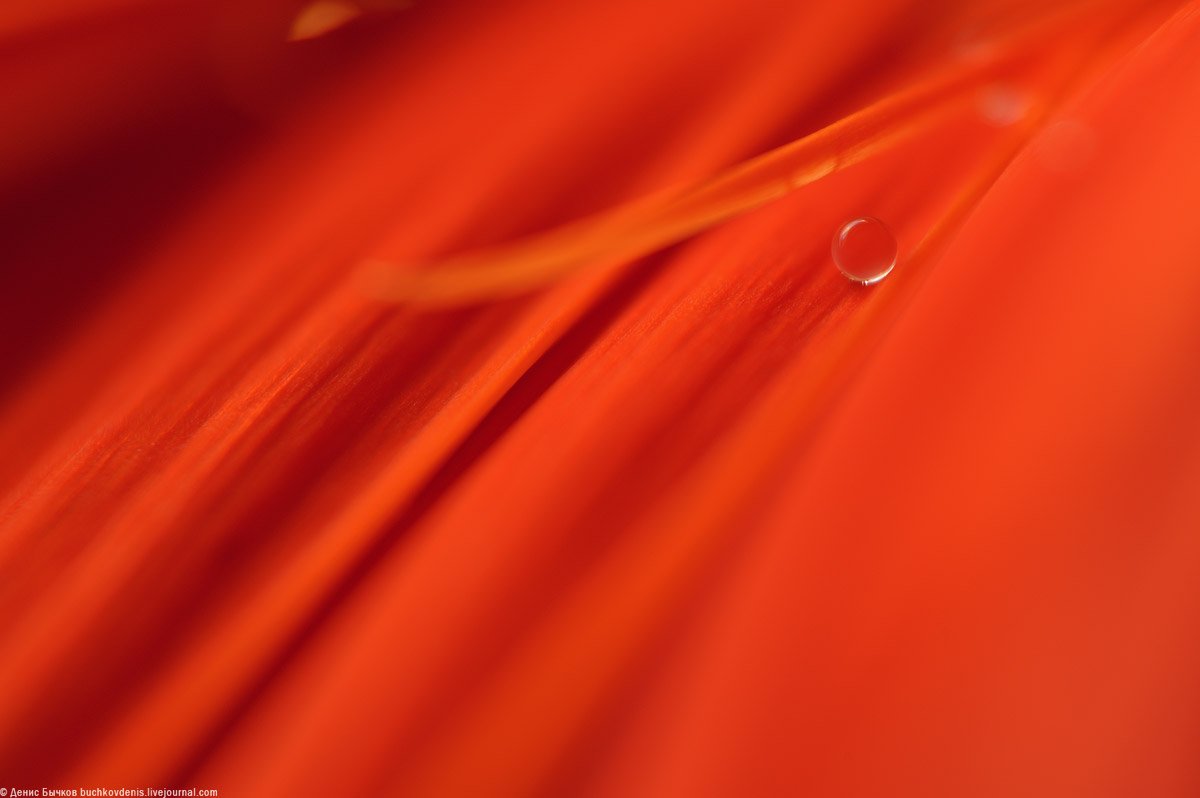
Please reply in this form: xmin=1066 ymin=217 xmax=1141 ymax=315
xmin=832 ymin=217 xmax=897 ymax=285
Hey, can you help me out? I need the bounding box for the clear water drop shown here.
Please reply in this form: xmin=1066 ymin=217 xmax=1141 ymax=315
xmin=832 ymin=217 xmax=897 ymax=285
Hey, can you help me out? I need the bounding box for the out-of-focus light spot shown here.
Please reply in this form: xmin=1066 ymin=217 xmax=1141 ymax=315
xmin=951 ymin=26 xmax=998 ymax=64
xmin=288 ymin=1 xmax=364 ymax=41
xmin=1035 ymin=119 xmax=1098 ymax=174
xmin=977 ymin=83 xmax=1032 ymax=127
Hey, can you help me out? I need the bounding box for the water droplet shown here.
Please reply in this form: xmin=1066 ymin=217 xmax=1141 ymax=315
xmin=832 ymin=217 xmax=897 ymax=285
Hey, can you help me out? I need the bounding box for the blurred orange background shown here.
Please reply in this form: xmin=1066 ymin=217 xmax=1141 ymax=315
xmin=2 ymin=0 xmax=1199 ymax=795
